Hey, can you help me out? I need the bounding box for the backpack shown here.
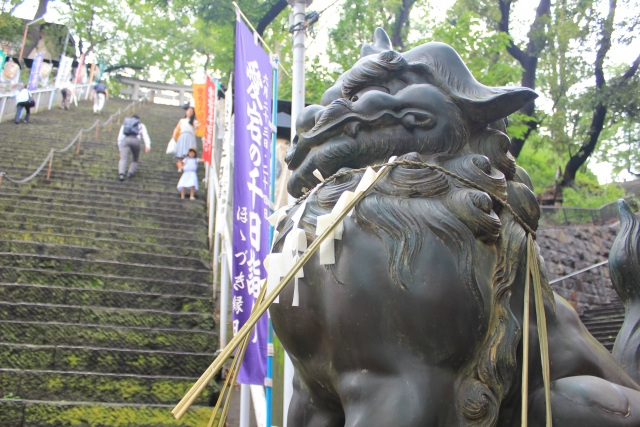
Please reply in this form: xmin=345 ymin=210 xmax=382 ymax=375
xmin=95 ymin=83 xmax=107 ymax=93
xmin=123 ymin=117 xmax=140 ymax=136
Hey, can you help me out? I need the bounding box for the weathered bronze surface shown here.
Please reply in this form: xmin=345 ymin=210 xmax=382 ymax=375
xmin=270 ymin=28 xmax=640 ymax=426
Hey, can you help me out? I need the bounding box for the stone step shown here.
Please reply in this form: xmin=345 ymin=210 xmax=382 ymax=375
xmin=0 ymin=241 xmax=208 ymax=270
xmin=0 ymin=320 xmax=217 ymax=353
xmin=580 ymin=318 xmax=624 ymax=329
xmin=0 ymin=399 xmax=213 ymax=427
xmin=0 ymin=302 xmax=214 ymax=330
xmin=0 ymin=267 xmax=211 ymax=296
xmin=0 ymin=220 xmax=206 ymax=248
xmin=0 ymin=204 xmax=205 ymax=232
xmin=0 ymin=253 xmax=211 ymax=283
xmin=0 ymin=218 xmax=206 ymax=246
xmin=0 ymin=186 xmax=207 ymax=210
xmin=0 ymin=342 xmax=215 ymax=376
xmin=0 ymin=368 xmax=217 ymax=406
xmin=0 ymin=187 xmax=208 ymax=213
xmin=0 ymin=196 xmax=204 ymax=217
xmin=0 ymin=230 xmax=208 ymax=259
xmin=1 ymin=167 xmax=196 ymax=193
xmin=0 ymin=284 xmax=213 ymax=312
xmin=40 ymin=178 xmax=204 ymax=198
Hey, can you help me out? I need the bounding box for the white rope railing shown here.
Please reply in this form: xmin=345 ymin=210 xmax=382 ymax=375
xmin=0 ymin=98 xmax=148 ymax=186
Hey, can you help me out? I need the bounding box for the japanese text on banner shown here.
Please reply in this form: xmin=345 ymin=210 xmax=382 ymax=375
xmin=232 ymin=18 xmax=273 ymax=386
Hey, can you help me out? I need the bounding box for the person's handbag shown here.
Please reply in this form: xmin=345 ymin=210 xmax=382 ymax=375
xmin=166 ymin=138 xmax=177 ymax=154
xmin=27 ymin=97 xmax=36 ymax=108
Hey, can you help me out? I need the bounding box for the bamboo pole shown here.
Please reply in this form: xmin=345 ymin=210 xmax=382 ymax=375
xmin=521 ymin=243 xmax=531 ymax=426
xmin=172 ymin=162 xmax=395 ymax=419
xmin=0 ymin=173 xmax=3 ymax=187
xmin=46 ymin=152 xmax=54 ymax=180
xmin=117 ymin=110 xmax=121 ymax=125
xmin=109 ymin=118 xmax=113 ymax=132
xmin=207 ymin=281 xmax=266 ymax=427
xmin=95 ymin=121 xmax=99 ymax=140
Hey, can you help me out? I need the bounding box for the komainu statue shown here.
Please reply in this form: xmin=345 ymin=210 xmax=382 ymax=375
xmin=269 ymin=28 xmax=640 ymax=426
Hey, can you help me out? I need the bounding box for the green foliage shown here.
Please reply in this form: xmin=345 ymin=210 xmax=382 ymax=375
xmin=0 ymin=13 xmax=22 ymax=48
xmin=562 ymin=175 xmax=626 ymax=208
xmin=516 ymin=143 xmax=564 ymax=194
xmin=424 ymin=12 xmax=522 ymax=87
xmin=2 ymin=392 xmax=20 ymax=399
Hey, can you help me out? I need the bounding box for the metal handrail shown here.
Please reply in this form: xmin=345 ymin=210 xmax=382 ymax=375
xmin=548 ymin=260 xmax=609 ymax=285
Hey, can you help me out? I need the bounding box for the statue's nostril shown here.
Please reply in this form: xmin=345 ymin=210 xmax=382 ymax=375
xmin=345 ymin=122 xmax=360 ymax=138
xmin=402 ymin=114 xmax=416 ymax=129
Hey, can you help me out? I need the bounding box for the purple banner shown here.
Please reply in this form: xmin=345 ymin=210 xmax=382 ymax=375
xmin=232 ymin=19 xmax=272 ymax=385
xmin=28 ymin=53 xmax=44 ymax=91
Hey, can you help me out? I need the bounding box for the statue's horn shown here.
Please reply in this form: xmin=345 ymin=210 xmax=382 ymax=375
xmin=454 ymin=87 xmax=538 ymax=125
xmin=610 ymin=199 xmax=640 ymax=383
xmin=360 ymin=28 xmax=393 ymax=57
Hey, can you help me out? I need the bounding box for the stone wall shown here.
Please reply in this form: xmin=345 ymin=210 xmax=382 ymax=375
xmin=537 ymin=224 xmax=620 ymax=314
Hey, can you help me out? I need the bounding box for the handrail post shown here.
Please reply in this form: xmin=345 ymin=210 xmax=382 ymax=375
xmin=0 ymin=173 xmax=3 ymax=187
xmin=117 ymin=110 xmax=121 ymax=125
xmin=0 ymin=97 xmax=7 ymax=123
xmin=76 ymin=131 xmax=82 ymax=155
xmin=95 ymin=120 xmax=100 ymax=140
xmin=109 ymin=119 xmax=113 ymax=132
xmin=46 ymin=151 xmax=54 ymax=180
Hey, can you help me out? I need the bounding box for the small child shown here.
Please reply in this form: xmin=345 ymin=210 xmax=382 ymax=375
xmin=177 ymin=148 xmax=203 ymax=200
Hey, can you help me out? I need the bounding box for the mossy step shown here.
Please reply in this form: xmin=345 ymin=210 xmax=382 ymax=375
xmin=38 ymin=180 xmax=205 ymax=198
xmin=0 ymin=182 xmax=206 ymax=205
xmin=0 ymin=284 xmax=213 ymax=312
xmin=0 ymin=268 xmax=211 ymax=296
xmin=0 ymin=169 xmax=194 ymax=193
xmin=0 ymin=369 xmax=217 ymax=406
xmin=0 ymin=241 xmax=208 ymax=270
xmin=0 ymin=230 xmax=208 ymax=259
xmin=0 ymin=208 xmax=205 ymax=238
xmin=0 ymin=187 xmax=209 ymax=211
xmin=0 ymin=254 xmax=211 ymax=283
xmin=0 ymin=342 xmax=215 ymax=376
xmin=0 ymin=207 xmax=204 ymax=234
xmin=0 ymin=399 xmax=213 ymax=427
xmin=0 ymin=302 xmax=215 ymax=330
xmin=0 ymin=195 xmax=207 ymax=225
xmin=0 ymin=220 xmax=206 ymax=248
xmin=0 ymin=196 xmax=206 ymax=224
xmin=0 ymin=320 xmax=217 ymax=352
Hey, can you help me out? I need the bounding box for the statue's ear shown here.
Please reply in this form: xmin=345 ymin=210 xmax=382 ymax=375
xmin=456 ymin=87 xmax=538 ymax=125
xmin=360 ymin=28 xmax=393 ymax=57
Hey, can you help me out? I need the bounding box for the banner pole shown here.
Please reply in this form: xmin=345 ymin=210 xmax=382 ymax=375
xmin=266 ymin=57 xmax=279 ymax=427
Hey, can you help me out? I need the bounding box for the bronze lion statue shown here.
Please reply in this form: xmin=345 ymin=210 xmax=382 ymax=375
xmin=269 ymin=28 xmax=640 ymax=426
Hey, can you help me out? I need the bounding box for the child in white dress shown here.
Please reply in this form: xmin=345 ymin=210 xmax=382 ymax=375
xmin=177 ymin=149 xmax=203 ymax=200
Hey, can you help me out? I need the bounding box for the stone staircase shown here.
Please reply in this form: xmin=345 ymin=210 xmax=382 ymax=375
xmin=0 ymin=99 xmax=217 ymax=426
xmin=579 ymin=302 xmax=625 ymax=351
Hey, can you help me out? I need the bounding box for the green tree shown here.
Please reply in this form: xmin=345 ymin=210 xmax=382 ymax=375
xmin=328 ymin=0 xmax=425 ymax=72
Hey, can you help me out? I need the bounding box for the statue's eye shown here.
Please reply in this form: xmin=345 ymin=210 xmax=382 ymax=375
xmin=352 ymin=85 xmax=389 ymax=103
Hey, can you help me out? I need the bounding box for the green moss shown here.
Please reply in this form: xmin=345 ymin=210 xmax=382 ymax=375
xmin=22 ymin=403 xmax=213 ymax=426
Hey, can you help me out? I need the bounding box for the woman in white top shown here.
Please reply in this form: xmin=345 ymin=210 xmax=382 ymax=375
xmin=14 ymin=85 xmax=32 ymax=124
xmin=172 ymin=106 xmax=198 ymax=171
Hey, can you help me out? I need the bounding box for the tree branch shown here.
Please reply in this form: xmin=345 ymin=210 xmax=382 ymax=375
xmin=256 ymin=0 xmax=288 ymax=36
xmin=561 ymin=0 xmax=618 ymax=187
xmin=391 ymin=0 xmax=416 ymax=51
xmin=498 ymin=0 xmax=525 ymax=64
